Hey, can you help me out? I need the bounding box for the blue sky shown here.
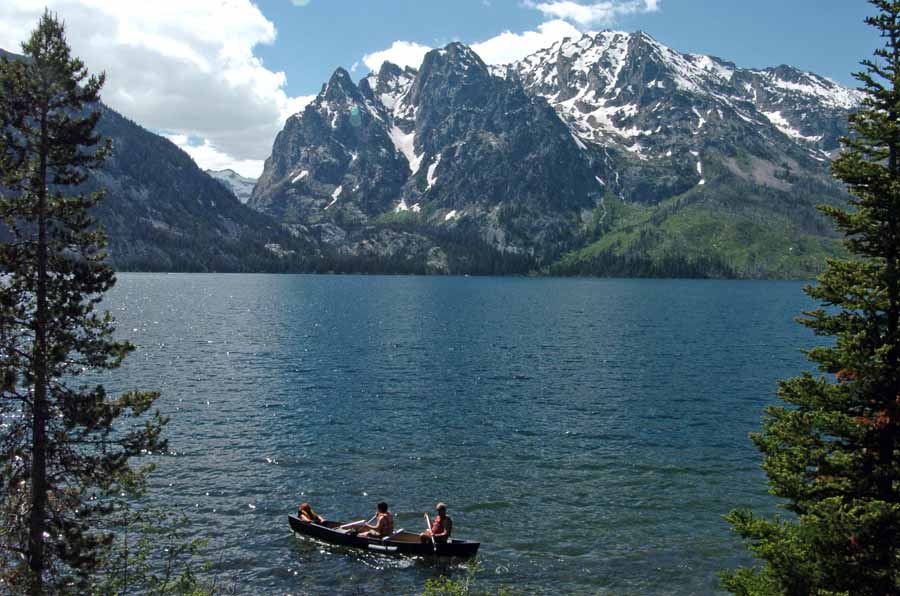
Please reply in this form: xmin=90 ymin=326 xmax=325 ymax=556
xmin=0 ymin=0 xmax=880 ymax=176
xmin=256 ymin=0 xmax=876 ymax=97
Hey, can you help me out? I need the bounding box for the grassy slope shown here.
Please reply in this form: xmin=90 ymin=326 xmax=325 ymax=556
xmin=548 ymin=171 xmax=848 ymax=279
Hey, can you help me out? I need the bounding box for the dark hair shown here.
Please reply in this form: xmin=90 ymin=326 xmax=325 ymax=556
xmin=377 ymin=501 xmax=388 ymax=513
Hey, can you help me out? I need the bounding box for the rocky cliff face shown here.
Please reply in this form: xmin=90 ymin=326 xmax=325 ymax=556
xmin=251 ymin=43 xmax=601 ymax=270
xmin=252 ymin=31 xmax=860 ymax=277
xmin=252 ymin=68 xmax=409 ymax=224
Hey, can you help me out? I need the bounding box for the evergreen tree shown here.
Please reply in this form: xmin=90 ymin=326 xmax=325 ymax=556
xmin=723 ymin=2 xmax=900 ymax=594
xmin=0 ymin=12 xmax=166 ymax=595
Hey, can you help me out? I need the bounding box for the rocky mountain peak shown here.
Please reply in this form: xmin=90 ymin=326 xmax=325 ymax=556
xmin=506 ymin=27 xmax=862 ymax=167
xmin=361 ymin=61 xmax=417 ymax=122
xmin=321 ymin=67 xmax=363 ymax=104
xmin=443 ymin=42 xmax=487 ymax=67
xmin=250 ymin=31 xmax=862 ymax=277
xmin=416 ymin=43 xmax=489 ymax=86
xmin=374 ymin=61 xmax=418 ymax=87
xmin=409 ymin=42 xmax=494 ymax=114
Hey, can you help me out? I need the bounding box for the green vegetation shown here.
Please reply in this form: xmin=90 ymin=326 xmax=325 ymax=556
xmin=723 ymin=2 xmax=900 ymax=593
xmin=549 ymin=176 xmax=847 ymax=279
xmin=0 ymin=12 xmax=205 ymax=594
xmin=373 ymin=206 xmax=427 ymax=226
xmin=421 ymin=564 xmax=518 ymax=596
xmin=93 ymin=507 xmax=225 ymax=596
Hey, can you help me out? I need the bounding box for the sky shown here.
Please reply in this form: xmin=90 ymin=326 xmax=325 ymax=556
xmin=0 ymin=0 xmax=880 ymax=178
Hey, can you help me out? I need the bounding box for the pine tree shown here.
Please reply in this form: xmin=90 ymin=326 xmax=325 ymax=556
xmin=723 ymin=2 xmax=900 ymax=594
xmin=0 ymin=12 xmax=166 ymax=595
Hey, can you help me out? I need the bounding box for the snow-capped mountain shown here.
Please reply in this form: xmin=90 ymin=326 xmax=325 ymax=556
xmin=251 ymin=42 xmax=598 ymax=268
xmin=250 ymin=32 xmax=860 ymax=277
xmin=206 ymin=169 xmax=257 ymax=204
xmin=498 ymin=30 xmax=860 ymax=203
xmin=504 ymin=31 xmax=859 ymax=162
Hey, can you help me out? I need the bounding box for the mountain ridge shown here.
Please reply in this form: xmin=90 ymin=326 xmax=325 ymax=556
xmin=250 ymin=30 xmax=857 ymax=277
xmin=1 ymin=45 xmax=318 ymax=272
xmin=1 ymin=32 xmax=861 ymax=277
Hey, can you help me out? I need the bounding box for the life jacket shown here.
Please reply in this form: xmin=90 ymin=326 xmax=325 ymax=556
xmin=431 ymin=514 xmax=451 ymax=540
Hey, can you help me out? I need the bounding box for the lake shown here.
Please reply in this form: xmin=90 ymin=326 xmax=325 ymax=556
xmin=104 ymin=274 xmax=815 ymax=595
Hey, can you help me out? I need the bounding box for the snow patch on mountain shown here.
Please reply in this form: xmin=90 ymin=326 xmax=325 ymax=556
xmin=756 ymin=70 xmax=863 ymax=110
xmin=427 ymin=154 xmax=441 ymax=189
xmin=389 ymin=126 xmax=423 ymax=174
xmin=762 ymin=110 xmax=824 ymax=143
xmin=326 ymin=186 xmax=342 ymax=210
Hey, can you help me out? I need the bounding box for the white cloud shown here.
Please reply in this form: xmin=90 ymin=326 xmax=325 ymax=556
xmin=164 ymin=134 xmax=265 ymax=178
xmin=0 ymin=0 xmax=308 ymax=173
xmin=362 ymin=40 xmax=433 ymax=72
xmin=472 ymin=19 xmax=580 ymax=65
xmin=525 ymin=0 xmax=660 ymax=29
xmin=361 ymin=20 xmax=582 ymax=73
xmin=358 ymin=0 xmax=660 ymax=73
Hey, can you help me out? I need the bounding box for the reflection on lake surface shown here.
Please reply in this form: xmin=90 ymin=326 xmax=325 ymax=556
xmin=105 ymin=274 xmax=814 ymax=595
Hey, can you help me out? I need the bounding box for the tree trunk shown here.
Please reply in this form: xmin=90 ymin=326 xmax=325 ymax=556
xmin=27 ymin=100 xmax=49 ymax=596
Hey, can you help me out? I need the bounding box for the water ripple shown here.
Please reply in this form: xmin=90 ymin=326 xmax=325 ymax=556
xmin=99 ymin=274 xmax=814 ymax=595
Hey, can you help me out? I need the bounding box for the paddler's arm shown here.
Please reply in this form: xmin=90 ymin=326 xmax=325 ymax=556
xmin=372 ymin=515 xmax=389 ymax=533
xmin=364 ymin=516 xmax=381 ymax=531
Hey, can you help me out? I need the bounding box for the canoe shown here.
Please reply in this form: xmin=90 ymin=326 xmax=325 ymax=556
xmin=287 ymin=515 xmax=480 ymax=558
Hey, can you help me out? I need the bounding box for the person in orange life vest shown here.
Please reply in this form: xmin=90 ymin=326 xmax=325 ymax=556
xmin=359 ymin=501 xmax=394 ymax=538
xmin=420 ymin=502 xmax=452 ymax=543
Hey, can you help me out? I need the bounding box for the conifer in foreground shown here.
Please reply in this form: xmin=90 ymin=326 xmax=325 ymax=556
xmin=0 ymin=12 xmax=166 ymax=595
xmin=723 ymin=2 xmax=900 ymax=594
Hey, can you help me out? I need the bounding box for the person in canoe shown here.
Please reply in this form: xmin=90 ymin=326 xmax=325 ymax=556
xmin=297 ymin=502 xmax=326 ymax=524
xmin=420 ymin=502 xmax=452 ymax=543
xmin=358 ymin=501 xmax=394 ymax=538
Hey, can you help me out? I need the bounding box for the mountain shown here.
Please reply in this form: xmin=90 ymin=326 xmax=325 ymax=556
xmin=2 ymin=47 xmax=318 ymax=272
xmin=206 ymin=169 xmax=257 ymax=204
xmin=89 ymin=107 xmax=320 ymax=272
xmin=253 ymin=32 xmax=860 ymax=278
xmin=501 ymin=31 xmax=859 ymax=277
xmin=251 ymin=43 xmax=600 ymax=273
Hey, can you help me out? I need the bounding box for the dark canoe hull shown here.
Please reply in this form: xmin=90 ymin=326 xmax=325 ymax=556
xmin=288 ymin=515 xmax=480 ymax=558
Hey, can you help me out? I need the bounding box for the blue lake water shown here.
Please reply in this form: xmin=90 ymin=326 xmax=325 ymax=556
xmin=103 ymin=274 xmax=816 ymax=595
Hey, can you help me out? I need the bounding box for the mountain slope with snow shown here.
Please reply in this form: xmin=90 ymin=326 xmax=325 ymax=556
xmin=250 ymin=32 xmax=859 ymax=277
xmin=206 ymin=169 xmax=258 ymax=204
xmin=251 ymin=43 xmax=599 ymax=269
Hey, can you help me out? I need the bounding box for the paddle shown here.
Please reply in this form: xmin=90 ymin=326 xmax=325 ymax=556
xmin=340 ymin=515 xmax=376 ymax=532
xmin=424 ymin=513 xmax=437 ymax=553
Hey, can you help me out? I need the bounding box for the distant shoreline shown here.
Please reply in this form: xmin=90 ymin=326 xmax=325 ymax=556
xmin=111 ymin=269 xmax=818 ymax=281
